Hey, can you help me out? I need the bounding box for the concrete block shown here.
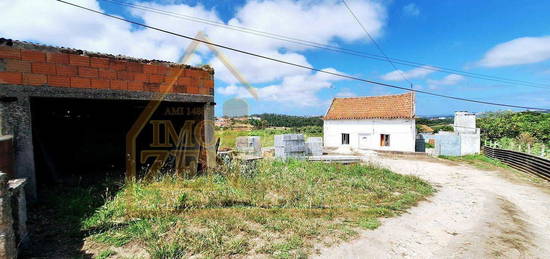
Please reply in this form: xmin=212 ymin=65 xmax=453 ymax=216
xmin=274 ymin=134 xmax=306 ymax=159
xmin=235 ymin=136 xmax=261 ymax=156
xmin=306 ymin=137 xmax=323 ymax=156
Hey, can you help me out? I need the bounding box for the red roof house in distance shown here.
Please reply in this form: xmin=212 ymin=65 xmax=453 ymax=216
xmin=323 ymin=92 xmax=416 ymax=153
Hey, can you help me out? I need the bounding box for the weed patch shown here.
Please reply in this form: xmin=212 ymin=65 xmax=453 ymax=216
xmin=76 ymin=160 xmax=432 ymax=257
xmin=439 ymin=154 xmax=509 ymax=170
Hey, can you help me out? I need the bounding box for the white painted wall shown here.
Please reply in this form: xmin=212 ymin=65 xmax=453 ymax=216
xmin=460 ymin=131 xmax=481 ymax=155
xmin=454 ymin=111 xmax=477 ymax=134
xmin=324 ymin=119 xmax=416 ymax=152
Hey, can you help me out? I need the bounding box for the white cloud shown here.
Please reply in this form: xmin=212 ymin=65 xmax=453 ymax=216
xmin=381 ymin=65 xmax=436 ymax=81
xmin=218 ymin=68 xmax=348 ymax=106
xmin=0 ymin=0 xmax=199 ymax=61
xmin=427 ymin=74 xmax=464 ymax=89
xmin=403 ymin=3 xmax=420 ymax=16
xmin=477 ymin=36 xmax=550 ymax=67
xmin=0 ymin=0 xmax=387 ymax=108
xmin=335 ymin=88 xmax=357 ymax=97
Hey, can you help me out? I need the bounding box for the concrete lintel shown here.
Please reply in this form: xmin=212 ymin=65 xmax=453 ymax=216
xmin=0 ymin=85 xmax=214 ymax=103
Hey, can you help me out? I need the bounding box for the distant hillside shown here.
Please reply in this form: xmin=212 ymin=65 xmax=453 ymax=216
xmin=253 ymin=113 xmax=323 ymax=127
xmin=416 ymin=117 xmax=453 ymax=127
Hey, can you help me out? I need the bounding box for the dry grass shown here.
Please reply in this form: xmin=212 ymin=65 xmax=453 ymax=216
xmin=81 ymin=160 xmax=433 ymax=258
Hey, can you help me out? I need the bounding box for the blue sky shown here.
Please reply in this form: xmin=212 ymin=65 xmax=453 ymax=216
xmin=1 ymin=0 xmax=549 ymax=116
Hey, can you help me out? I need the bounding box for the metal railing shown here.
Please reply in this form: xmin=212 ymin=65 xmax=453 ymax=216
xmin=483 ymin=146 xmax=550 ymax=181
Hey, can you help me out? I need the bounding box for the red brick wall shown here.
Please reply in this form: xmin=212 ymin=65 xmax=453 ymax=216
xmin=0 ymin=44 xmax=214 ymax=95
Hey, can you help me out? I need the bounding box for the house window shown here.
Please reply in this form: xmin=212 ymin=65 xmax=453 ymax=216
xmin=380 ymin=134 xmax=390 ymax=146
xmin=342 ymin=133 xmax=350 ymax=145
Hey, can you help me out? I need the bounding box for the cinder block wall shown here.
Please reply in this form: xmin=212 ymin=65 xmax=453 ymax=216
xmin=0 ymin=39 xmax=214 ymax=95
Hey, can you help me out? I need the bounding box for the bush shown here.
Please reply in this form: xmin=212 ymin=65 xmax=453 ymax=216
xmin=478 ymin=111 xmax=550 ymax=143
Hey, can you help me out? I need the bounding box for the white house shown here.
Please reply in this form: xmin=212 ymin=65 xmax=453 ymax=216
xmin=323 ymin=92 xmax=416 ymax=152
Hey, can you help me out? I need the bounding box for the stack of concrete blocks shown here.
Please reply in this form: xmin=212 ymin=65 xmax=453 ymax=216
xmin=235 ymin=136 xmax=262 ymax=157
xmin=305 ymin=137 xmax=323 ymax=156
xmin=275 ymin=134 xmax=306 ymax=159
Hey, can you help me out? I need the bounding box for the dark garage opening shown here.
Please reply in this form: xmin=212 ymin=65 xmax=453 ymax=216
xmin=26 ymin=97 xmax=206 ymax=257
xmin=30 ymin=97 xmax=206 ymax=193
xmin=30 ymin=97 xmax=146 ymax=190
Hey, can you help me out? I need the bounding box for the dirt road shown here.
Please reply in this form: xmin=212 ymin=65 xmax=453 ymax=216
xmin=316 ymin=155 xmax=550 ymax=258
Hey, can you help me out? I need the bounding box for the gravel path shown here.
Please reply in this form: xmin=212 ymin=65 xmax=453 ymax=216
xmin=316 ymin=154 xmax=550 ymax=258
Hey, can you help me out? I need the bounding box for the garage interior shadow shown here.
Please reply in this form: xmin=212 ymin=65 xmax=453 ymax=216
xmin=30 ymin=97 xmax=150 ymax=188
xmin=24 ymin=97 xmax=149 ymax=258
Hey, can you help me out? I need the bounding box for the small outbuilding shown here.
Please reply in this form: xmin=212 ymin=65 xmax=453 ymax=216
xmin=421 ymin=111 xmax=481 ymax=156
xmin=323 ymin=92 xmax=416 ymax=153
xmin=0 ymin=39 xmax=216 ymax=199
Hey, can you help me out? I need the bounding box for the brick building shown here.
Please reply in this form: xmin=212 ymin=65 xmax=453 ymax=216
xmin=0 ymin=38 xmax=216 ymax=198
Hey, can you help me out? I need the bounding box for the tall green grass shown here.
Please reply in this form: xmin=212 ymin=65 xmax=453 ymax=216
xmin=81 ymin=160 xmax=433 ymax=258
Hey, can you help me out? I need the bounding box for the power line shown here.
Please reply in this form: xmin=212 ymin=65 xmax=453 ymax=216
xmin=342 ymin=0 xmax=412 ymax=87
xmin=56 ymin=0 xmax=550 ymax=111
xmin=96 ymin=0 xmax=550 ymax=90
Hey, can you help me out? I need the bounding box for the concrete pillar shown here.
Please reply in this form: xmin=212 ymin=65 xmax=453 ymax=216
xmin=0 ymin=97 xmax=36 ymax=200
xmin=8 ymin=179 xmax=27 ymax=247
xmin=0 ymin=173 xmax=16 ymax=259
xmin=204 ymin=102 xmax=216 ymax=168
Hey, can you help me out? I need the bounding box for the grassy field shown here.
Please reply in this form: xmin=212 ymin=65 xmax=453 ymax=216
xmin=53 ymin=160 xmax=434 ymax=258
xmin=216 ymin=128 xmax=322 ymax=149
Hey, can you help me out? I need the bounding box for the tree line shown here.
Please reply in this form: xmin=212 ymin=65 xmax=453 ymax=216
xmin=251 ymin=113 xmax=323 ymax=127
xmin=477 ymin=111 xmax=550 ymax=144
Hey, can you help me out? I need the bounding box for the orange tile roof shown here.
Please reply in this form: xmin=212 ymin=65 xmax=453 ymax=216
xmin=324 ymin=92 xmax=415 ymax=120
